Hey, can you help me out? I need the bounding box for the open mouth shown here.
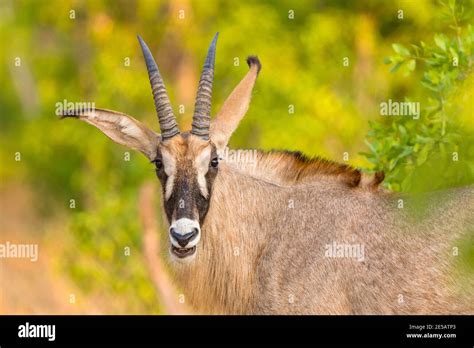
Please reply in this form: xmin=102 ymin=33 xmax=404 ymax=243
xmin=171 ymin=245 xmax=196 ymax=258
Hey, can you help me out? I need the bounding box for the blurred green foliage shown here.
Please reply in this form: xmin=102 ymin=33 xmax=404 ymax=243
xmin=0 ymin=0 xmax=472 ymax=312
xmin=363 ymin=0 xmax=474 ymax=191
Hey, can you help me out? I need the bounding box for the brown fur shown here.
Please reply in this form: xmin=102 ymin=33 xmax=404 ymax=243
xmin=167 ymin=158 xmax=474 ymax=314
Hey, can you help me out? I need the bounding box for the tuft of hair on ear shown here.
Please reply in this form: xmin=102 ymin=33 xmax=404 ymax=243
xmin=246 ymin=56 xmax=262 ymax=74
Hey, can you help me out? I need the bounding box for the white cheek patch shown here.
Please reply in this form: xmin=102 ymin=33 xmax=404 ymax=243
xmin=194 ymin=147 xmax=211 ymax=199
xmin=161 ymin=149 xmax=176 ymax=201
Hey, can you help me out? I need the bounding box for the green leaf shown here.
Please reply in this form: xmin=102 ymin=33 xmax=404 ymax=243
xmin=421 ymin=80 xmax=439 ymax=92
xmin=390 ymin=61 xmax=403 ymax=73
xmin=417 ymin=146 xmax=431 ymax=166
xmin=434 ymin=34 xmax=447 ymax=51
xmin=389 ymin=158 xmax=398 ymax=171
xmin=449 ymin=47 xmax=459 ymax=62
xmin=407 ymin=59 xmax=416 ymax=72
xmin=364 ymin=139 xmax=377 ymax=153
xmin=392 ymin=43 xmax=410 ymax=56
xmin=383 ymin=57 xmax=392 ymax=64
xmin=411 ymin=44 xmax=421 ymax=54
xmin=398 ymin=147 xmax=413 ymax=159
xmin=426 ymin=58 xmax=439 ymax=66
xmin=398 ymin=125 xmax=408 ymax=139
xmin=415 ymin=135 xmax=433 ymax=144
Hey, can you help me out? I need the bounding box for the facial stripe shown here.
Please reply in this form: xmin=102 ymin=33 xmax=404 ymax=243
xmin=161 ymin=148 xmax=176 ymax=201
xmin=194 ymin=146 xmax=211 ymax=198
xmin=165 ymin=175 xmax=175 ymax=200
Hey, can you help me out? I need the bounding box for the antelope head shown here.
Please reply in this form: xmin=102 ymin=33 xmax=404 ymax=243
xmin=62 ymin=33 xmax=260 ymax=262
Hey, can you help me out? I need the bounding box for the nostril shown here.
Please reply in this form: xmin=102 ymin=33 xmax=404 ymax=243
xmin=171 ymin=229 xmax=198 ymax=248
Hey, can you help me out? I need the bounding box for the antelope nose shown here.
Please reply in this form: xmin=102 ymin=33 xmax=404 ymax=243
xmin=170 ymin=228 xmax=198 ymax=248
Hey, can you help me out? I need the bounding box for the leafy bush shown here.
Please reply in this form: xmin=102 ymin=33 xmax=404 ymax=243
xmin=362 ymin=0 xmax=474 ymax=192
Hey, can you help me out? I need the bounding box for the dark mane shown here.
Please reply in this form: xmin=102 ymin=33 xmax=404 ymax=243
xmin=253 ymin=150 xmax=384 ymax=189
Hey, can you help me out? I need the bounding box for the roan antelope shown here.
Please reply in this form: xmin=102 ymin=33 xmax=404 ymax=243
xmin=62 ymin=33 xmax=474 ymax=314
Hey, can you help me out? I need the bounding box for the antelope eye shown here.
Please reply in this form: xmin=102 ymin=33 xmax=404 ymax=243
xmin=153 ymin=158 xmax=163 ymax=169
xmin=210 ymin=157 xmax=219 ymax=168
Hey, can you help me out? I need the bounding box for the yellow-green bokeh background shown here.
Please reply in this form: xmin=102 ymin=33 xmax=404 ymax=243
xmin=0 ymin=0 xmax=472 ymax=313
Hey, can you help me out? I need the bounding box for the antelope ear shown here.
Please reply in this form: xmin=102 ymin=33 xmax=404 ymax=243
xmin=210 ymin=56 xmax=260 ymax=153
xmin=61 ymin=108 xmax=160 ymax=161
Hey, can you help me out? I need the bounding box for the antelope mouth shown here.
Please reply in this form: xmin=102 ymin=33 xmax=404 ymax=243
xmin=171 ymin=245 xmax=196 ymax=258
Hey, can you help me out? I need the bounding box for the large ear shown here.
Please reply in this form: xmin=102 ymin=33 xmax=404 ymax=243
xmin=61 ymin=108 xmax=160 ymax=161
xmin=210 ymin=56 xmax=260 ymax=153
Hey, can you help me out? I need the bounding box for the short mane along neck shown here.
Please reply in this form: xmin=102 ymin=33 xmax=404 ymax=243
xmin=224 ymin=149 xmax=385 ymax=190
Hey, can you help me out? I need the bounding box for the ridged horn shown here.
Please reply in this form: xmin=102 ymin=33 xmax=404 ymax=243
xmin=138 ymin=35 xmax=179 ymax=140
xmin=191 ymin=33 xmax=219 ymax=140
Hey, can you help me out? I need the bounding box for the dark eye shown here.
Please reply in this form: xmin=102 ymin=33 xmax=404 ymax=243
xmin=153 ymin=158 xmax=163 ymax=169
xmin=210 ymin=157 xmax=219 ymax=168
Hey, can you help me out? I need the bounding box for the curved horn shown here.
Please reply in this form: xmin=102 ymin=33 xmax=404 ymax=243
xmin=191 ymin=33 xmax=219 ymax=140
xmin=138 ymin=35 xmax=179 ymax=140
